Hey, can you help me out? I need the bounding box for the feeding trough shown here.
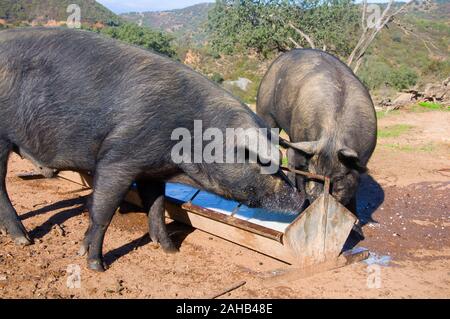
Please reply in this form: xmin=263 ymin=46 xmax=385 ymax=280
xmin=20 ymin=169 xmax=368 ymax=272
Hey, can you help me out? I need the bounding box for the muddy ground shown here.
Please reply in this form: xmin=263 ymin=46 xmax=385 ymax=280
xmin=0 ymin=108 xmax=449 ymax=299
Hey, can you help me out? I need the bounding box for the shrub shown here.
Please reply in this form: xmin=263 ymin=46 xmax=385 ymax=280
xmin=389 ymin=66 xmax=418 ymax=90
xmin=392 ymin=34 xmax=402 ymax=43
xmin=425 ymin=59 xmax=450 ymax=80
xmin=359 ymin=60 xmax=393 ymax=90
xmin=101 ymin=23 xmax=176 ymax=58
xmin=211 ymin=72 xmax=224 ymax=84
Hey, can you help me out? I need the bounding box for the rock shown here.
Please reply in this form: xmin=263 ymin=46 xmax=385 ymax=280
xmin=224 ymin=78 xmax=253 ymax=91
xmin=392 ymin=93 xmax=414 ymax=107
xmin=0 ymin=275 xmax=7 ymax=288
xmin=424 ymin=83 xmax=448 ymax=101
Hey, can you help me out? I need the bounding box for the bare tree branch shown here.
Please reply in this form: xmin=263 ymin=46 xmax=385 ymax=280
xmin=349 ymin=0 xmax=416 ymax=73
xmin=288 ymin=22 xmax=316 ymax=49
xmin=288 ymin=37 xmax=302 ymax=48
xmin=353 ymin=57 xmax=364 ymax=74
xmin=348 ymin=0 xmax=369 ymax=65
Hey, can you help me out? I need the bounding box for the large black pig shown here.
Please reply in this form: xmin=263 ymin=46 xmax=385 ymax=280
xmin=0 ymin=28 xmax=304 ymax=271
xmin=257 ymin=49 xmax=377 ymax=232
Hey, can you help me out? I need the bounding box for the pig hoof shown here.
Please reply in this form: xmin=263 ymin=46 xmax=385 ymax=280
xmin=14 ymin=235 xmax=33 ymax=246
xmin=78 ymin=244 xmax=88 ymax=257
xmin=88 ymin=259 xmax=106 ymax=272
xmin=161 ymin=241 xmax=178 ymax=254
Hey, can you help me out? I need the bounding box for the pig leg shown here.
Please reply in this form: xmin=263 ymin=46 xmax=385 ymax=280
xmin=137 ymin=181 xmax=177 ymax=253
xmin=0 ymin=140 xmax=32 ymax=245
xmin=79 ymin=163 xmax=135 ymax=272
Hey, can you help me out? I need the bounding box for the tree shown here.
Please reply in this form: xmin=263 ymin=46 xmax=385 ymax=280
xmin=207 ymin=0 xmax=360 ymax=58
xmin=101 ymin=23 xmax=176 ymax=58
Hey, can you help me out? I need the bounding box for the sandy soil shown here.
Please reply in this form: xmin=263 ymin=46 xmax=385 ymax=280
xmin=0 ymin=109 xmax=449 ymax=299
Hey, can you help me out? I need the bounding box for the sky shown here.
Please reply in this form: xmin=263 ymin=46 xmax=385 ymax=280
xmin=97 ymin=0 xmax=215 ymax=13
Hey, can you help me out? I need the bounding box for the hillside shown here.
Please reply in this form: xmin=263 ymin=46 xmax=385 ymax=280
xmin=358 ymin=1 xmax=450 ymax=97
xmin=121 ymin=3 xmax=214 ymax=45
xmin=144 ymin=1 xmax=448 ymax=103
xmin=0 ymin=0 xmax=120 ymax=25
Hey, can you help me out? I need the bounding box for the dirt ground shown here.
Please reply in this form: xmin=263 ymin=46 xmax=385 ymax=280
xmin=0 ymin=108 xmax=449 ymax=299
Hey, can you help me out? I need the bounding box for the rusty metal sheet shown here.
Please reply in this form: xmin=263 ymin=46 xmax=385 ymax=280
xmin=284 ymin=193 xmax=357 ymax=266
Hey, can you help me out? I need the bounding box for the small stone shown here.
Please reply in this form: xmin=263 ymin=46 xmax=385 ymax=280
xmin=52 ymin=224 xmax=65 ymax=237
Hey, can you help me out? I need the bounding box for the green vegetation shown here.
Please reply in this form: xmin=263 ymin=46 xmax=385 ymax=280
xmin=358 ymin=10 xmax=449 ymax=92
xmin=1 ymin=0 xmax=449 ymax=98
xmin=359 ymin=61 xmax=418 ymax=91
xmin=101 ymin=23 xmax=176 ymax=57
xmin=378 ymin=124 xmax=414 ymax=138
xmin=417 ymin=101 xmax=450 ymax=111
xmin=207 ymin=0 xmax=359 ymax=58
xmin=376 ymin=110 xmax=400 ymax=119
xmin=0 ymin=1 xmax=176 ymax=58
xmin=121 ymin=3 xmax=214 ymax=46
xmin=383 ymin=142 xmax=436 ymax=153
xmin=210 ymin=72 xmax=224 ymax=84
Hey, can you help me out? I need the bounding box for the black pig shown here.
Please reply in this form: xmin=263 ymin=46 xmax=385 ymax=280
xmin=0 ymin=28 xmax=304 ymax=271
xmin=257 ymin=49 xmax=377 ymax=232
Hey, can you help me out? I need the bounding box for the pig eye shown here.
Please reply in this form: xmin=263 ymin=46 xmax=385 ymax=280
xmin=240 ymin=147 xmax=274 ymax=168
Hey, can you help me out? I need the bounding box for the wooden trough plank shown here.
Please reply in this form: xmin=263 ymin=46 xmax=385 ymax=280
xmin=166 ymin=201 xmax=295 ymax=264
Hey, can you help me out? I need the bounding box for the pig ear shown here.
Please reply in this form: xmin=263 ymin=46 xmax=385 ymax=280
xmin=280 ymin=139 xmax=319 ymax=155
xmin=338 ymin=148 xmax=367 ymax=173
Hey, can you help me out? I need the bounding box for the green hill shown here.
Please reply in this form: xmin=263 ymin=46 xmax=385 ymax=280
xmin=0 ymin=0 xmax=120 ymax=25
xmin=121 ymin=3 xmax=214 ymax=45
xmin=358 ymin=1 xmax=450 ymax=94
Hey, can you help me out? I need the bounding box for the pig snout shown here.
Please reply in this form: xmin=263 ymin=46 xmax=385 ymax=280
xmin=260 ymin=182 xmax=306 ymax=214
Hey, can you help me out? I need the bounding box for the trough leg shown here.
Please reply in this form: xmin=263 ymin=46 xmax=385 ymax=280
xmin=79 ymin=162 xmax=135 ymax=272
xmin=287 ymin=149 xmax=298 ymax=187
xmin=347 ymin=196 xmax=365 ymax=239
xmin=0 ymin=140 xmax=32 ymax=245
xmin=137 ymin=181 xmax=177 ymax=253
